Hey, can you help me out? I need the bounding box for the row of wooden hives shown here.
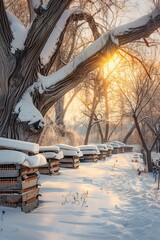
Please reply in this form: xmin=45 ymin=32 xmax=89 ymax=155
xmin=0 ymin=137 xmax=133 ymax=212
xmin=39 ymin=143 xmax=114 ymax=172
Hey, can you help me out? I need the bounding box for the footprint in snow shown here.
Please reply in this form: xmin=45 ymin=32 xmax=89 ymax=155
xmin=83 ymin=177 xmax=93 ymax=183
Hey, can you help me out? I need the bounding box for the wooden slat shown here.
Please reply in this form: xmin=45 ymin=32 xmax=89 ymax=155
xmin=21 ymin=199 xmax=39 ymax=213
xmin=62 ymin=156 xmax=79 ymax=160
xmin=49 ymin=166 xmax=59 ymax=173
xmin=0 ymin=174 xmax=39 ymax=191
xmin=0 ymin=193 xmax=20 ymax=203
xmin=0 ymin=170 xmax=19 ymax=178
xmin=21 ymin=168 xmax=39 ymax=177
xmin=0 ymin=182 xmax=21 ymax=190
xmin=0 ymin=187 xmax=39 ymax=203
xmin=22 ymin=188 xmax=39 ymax=202
xmin=22 ymin=176 xmax=38 ymax=190
xmin=50 ymin=169 xmax=60 ymax=175
xmin=82 ymin=154 xmax=97 ymax=159
xmin=60 ymin=158 xmax=79 ymax=163
xmin=60 ymin=162 xmax=80 ymax=168
xmin=112 ymin=149 xmax=119 ymax=154
xmin=39 ymin=165 xmax=60 ymax=175
xmin=0 ymin=201 xmax=17 ymax=208
xmin=39 ymin=168 xmax=50 ymax=174
xmin=80 ymin=157 xmax=97 ymax=162
xmin=0 ymin=164 xmax=17 ymax=170
xmin=106 ymin=150 xmax=112 ymax=157
xmin=50 ymin=160 xmax=59 ymax=167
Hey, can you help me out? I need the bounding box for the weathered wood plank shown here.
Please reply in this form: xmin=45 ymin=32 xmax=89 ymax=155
xmin=124 ymin=147 xmax=133 ymax=152
xmin=50 ymin=160 xmax=59 ymax=167
xmin=22 ymin=176 xmax=38 ymax=190
xmin=0 ymin=170 xmax=19 ymax=178
xmin=39 ymin=165 xmax=60 ymax=175
xmin=112 ymin=149 xmax=119 ymax=154
xmin=98 ymin=152 xmax=107 ymax=160
xmin=0 ymin=187 xmax=39 ymax=203
xmin=0 ymin=182 xmax=21 ymax=190
xmin=80 ymin=156 xmax=97 ymax=162
xmin=21 ymin=199 xmax=39 ymax=213
xmin=106 ymin=150 xmax=112 ymax=157
xmin=21 ymin=168 xmax=39 ymax=177
xmin=60 ymin=158 xmax=79 ymax=163
xmin=22 ymin=188 xmax=39 ymax=202
xmin=0 ymin=201 xmax=17 ymax=208
xmin=60 ymin=162 xmax=80 ymax=168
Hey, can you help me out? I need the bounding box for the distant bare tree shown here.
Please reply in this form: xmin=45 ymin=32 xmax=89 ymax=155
xmin=117 ymin=57 xmax=160 ymax=171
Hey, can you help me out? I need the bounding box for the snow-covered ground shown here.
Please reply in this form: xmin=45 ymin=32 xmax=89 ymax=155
xmin=0 ymin=152 xmax=160 ymax=240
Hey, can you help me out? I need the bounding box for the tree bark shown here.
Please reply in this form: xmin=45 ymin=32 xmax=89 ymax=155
xmin=145 ymin=149 xmax=153 ymax=173
xmin=123 ymin=124 xmax=136 ymax=143
xmin=84 ymin=84 xmax=100 ymax=145
xmin=55 ymin=97 xmax=65 ymax=137
xmin=133 ymin=114 xmax=152 ymax=172
xmin=0 ymin=2 xmax=160 ymax=143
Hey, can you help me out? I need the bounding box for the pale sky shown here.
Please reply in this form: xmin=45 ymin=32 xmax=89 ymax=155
xmin=123 ymin=0 xmax=154 ymax=22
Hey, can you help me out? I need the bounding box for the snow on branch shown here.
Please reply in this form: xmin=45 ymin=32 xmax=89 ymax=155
xmin=37 ymin=5 xmax=160 ymax=94
xmin=42 ymin=0 xmax=50 ymax=10
xmin=28 ymin=0 xmax=49 ymax=14
xmin=40 ymin=8 xmax=89 ymax=67
xmin=14 ymin=89 xmax=45 ymax=132
xmin=38 ymin=32 xmax=109 ymax=92
xmin=113 ymin=6 xmax=160 ymax=36
xmin=31 ymin=0 xmax=41 ymax=9
xmin=7 ymin=11 xmax=28 ymax=54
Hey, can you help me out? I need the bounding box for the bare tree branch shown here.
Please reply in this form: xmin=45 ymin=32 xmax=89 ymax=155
xmin=0 ymin=0 xmax=13 ymax=53
xmin=40 ymin=9 xmax=100 ymax=75
xmin=27 ymin=0 xmax=37 ymax=23
xmin=38 ymin=5 xmax=160 ymax=114
xmin=118 ymin=48 xmax=151 ymax=80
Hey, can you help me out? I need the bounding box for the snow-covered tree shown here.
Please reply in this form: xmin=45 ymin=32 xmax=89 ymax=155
xmin=0 ymin=0 xmax=160 ymax=142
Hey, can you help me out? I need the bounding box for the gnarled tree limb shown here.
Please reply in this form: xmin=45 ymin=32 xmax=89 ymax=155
xmin=38 ymin=5 xmax=160 ymax=114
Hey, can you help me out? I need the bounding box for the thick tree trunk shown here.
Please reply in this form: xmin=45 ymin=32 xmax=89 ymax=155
xmin=84 ymin=118 xmax=93 ymax=145
xmin=0 ymin=53 xmax=44 ymax=142
xmin=145 ymin=150 xmax=153 ymax=172
xmin=133 ymin=114 xmax=153 ymax=172
xmin=103 ymin=81 xmax=109 ymax=142
xmin=55 ymin=97 xmax=65 ymax=137
xmin=0 ymin=112 xmax=43 ymax=142
xmin=84 ymin=87 xmax=99 ymax=145
xmin=123 ymin=124 xmax=136 ymax=144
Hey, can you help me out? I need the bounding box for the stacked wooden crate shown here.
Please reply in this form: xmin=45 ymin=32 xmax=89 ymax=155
xmin=113 ymin=141 xmax=125 ymax=153
xmin=124 ymin=145 xmax=133 ymax=152
xmin=79 ymin=145 xmax=100 ymax=162
xmin=96 ymin=144 xmax=108 ymax=160
xmin=106 ymin=144 xmax=113 ymax=157
xmin=0 ymin=137 xmax=46 ymax=213
xmin=108 ymin=143 xmax=121 ymax=154
xmin=39 ymin=146 xmax=63 ymax=175
xmin=56 ymin=144 xmax=82 ymax=168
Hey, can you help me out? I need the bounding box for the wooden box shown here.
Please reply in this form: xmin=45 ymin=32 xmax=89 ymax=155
xmin=80 ymin=154 xmax=98 ymax=162
xmin=39 ymin=159 xmax=60 ymax=175
xmin=60 ymin=156 xmax=80 ymax=168
xmin=0 ymin=164 xmax=40 ymax=213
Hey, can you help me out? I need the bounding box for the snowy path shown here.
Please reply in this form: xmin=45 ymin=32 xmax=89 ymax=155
xmin=0 ymin=152 xmax=160 ymax=240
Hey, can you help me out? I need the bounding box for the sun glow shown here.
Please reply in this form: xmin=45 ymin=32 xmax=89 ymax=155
xmin=103 ymin=53 xmax=122 ymax=77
